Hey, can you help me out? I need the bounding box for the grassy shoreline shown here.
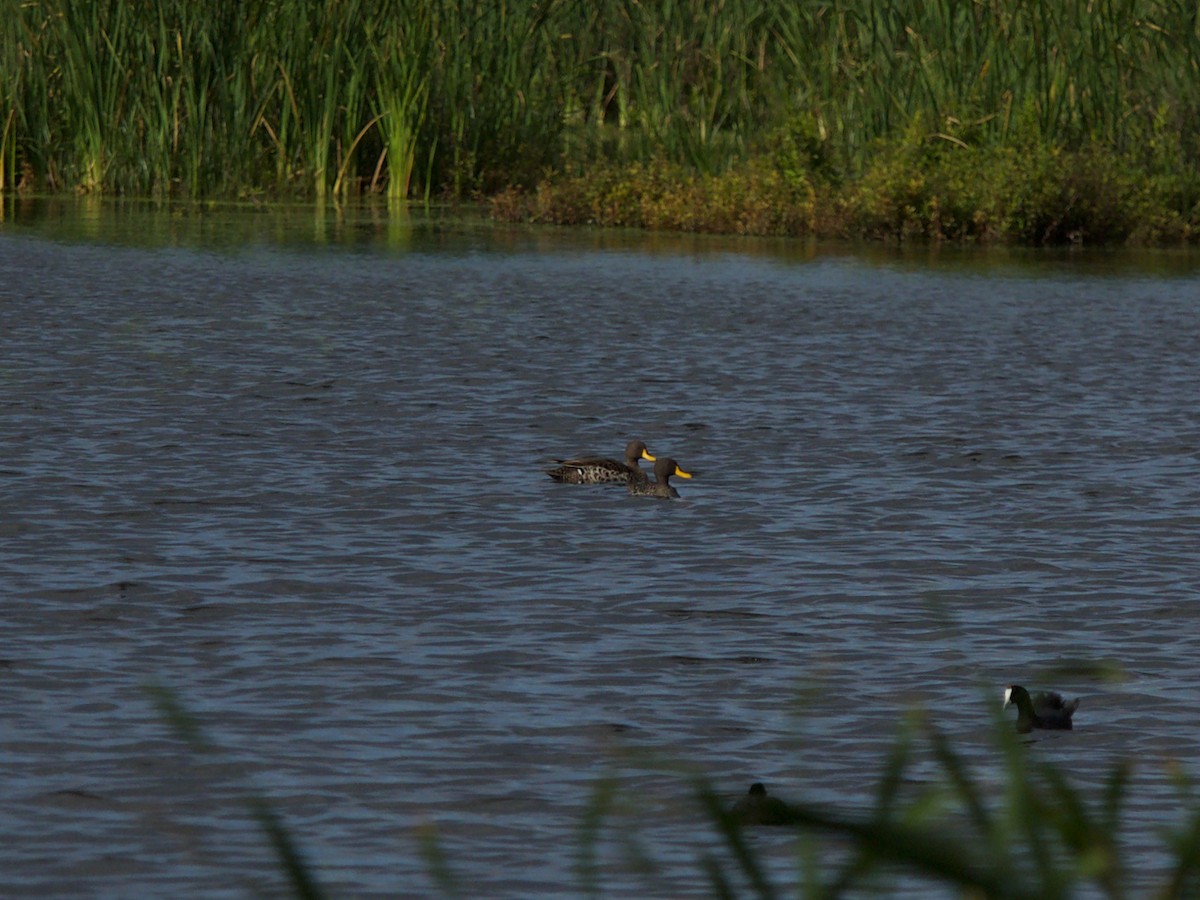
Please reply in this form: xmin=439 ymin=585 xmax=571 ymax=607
xmin=4 ymin=1 xmax=1199 ymax=244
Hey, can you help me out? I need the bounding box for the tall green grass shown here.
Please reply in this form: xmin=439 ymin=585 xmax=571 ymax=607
xmin=3 ymin=0 xmax=1199 ymax=209
xmin=151 ymin=682 xmax=1200 ymax=898
xmin=1 ymin=97 xmax=15 ymax=195
xmin=147 ymin=684 xmax=328 ymax=900
xmin=579 ymin=706 xmax=1200 ymax=899
xmin=369 ymin=5 xmax=433 ymax=200
xmin=772 ymin=0 xmax=1200 ymax=188
xmin=555 ymin=0 xmax=776 ymax=173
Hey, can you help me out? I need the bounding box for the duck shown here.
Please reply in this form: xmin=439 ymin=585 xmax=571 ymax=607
xmin=545 ymin=440 xmax=656 ymax=484
xmin=627 ymin=457 xmax=693 ymax=499
xmin=730 ymin=783 xmax=793 ymax=826
xmin=1003 ymin=684 xmax=1079 ymax=733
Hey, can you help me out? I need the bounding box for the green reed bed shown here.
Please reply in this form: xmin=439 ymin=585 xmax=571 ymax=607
xmin=262 ymin=0 xmax=367 ymax=196
xmin=3 ymin=0 xmax=567 ymax=198
xmin=368 ymin=10 xmax=433 ymax=201
xmin=421 ymin=0 xmax=566 ymax=196
xmin=553 ymin=0 xmax=777 ymax=173
xmin=3 ymin=0 xmax=1199 ymax=241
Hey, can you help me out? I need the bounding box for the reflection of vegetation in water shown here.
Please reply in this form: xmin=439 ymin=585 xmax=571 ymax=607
xmin=151 ymin=684 xmax=1200 ymax=898
xmin=2 ymin=0 xmax=1199 ymax=242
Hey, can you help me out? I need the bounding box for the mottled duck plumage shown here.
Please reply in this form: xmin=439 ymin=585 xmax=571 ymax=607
xmin=546 ymin=439 xmax=656 ymax=485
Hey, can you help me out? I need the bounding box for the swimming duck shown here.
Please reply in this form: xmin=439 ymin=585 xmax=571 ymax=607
xmin=546 ymin=440 xmax=656 ymax=484
xmin=731 ymin=783 xmax=793 ymax=826
xmin=627 ymin=457 xmax=693 ymax=499
xmin=1003 ymin=684 xmax=1079 ymax=733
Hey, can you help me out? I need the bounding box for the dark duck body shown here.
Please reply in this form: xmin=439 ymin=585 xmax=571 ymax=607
xmin=627 ymin=457 xmax=693 ymax=499
xmin=731 ymin=783 xmax=793 ymax=827
xmin=1004 ymin=684 xmax=1079 ymax=733
xmin=546 ymin=440 xmax=655 ymax=485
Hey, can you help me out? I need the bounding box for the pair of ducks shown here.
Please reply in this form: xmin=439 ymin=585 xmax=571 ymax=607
xmin=546 ymin=439 xmax=693 ymax=499
xmin=733 ymin=686 xmax=1079 ymax=828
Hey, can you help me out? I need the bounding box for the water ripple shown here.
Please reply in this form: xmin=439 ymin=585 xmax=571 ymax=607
xmin=3 ymin=230 xmax=1200 ymax=896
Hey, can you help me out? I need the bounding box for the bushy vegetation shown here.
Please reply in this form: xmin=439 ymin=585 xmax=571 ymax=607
xmin=3 ymin=0 xmax=1199 ymax=242
xmin=490 ymin=143 xmax=1194 ymax=244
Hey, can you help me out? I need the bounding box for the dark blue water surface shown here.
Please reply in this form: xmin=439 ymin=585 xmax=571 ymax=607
xmin=4 ymin=201 xmax=1200 ymax=897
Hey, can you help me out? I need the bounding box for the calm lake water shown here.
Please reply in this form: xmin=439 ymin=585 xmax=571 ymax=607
xmin=4 ymin=199 xmax=1200 ymax=898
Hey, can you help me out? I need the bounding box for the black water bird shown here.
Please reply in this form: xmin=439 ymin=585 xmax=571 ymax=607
xmin=546 ymin=439 xmax=656 ymax=484
xmin=626 ymin=457 xmax=693 ymax=499
xmin=1004 ymin=684 xmax=1079 ymax=733
xmin=731 ymin=782 xmax=793 ymax=826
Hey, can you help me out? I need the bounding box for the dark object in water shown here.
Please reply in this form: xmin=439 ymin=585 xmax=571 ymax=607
xmin=1004 ymin=684 xmax=1079 ymax=733
xmin=731 ymin=782 xmax=793 ymax=826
